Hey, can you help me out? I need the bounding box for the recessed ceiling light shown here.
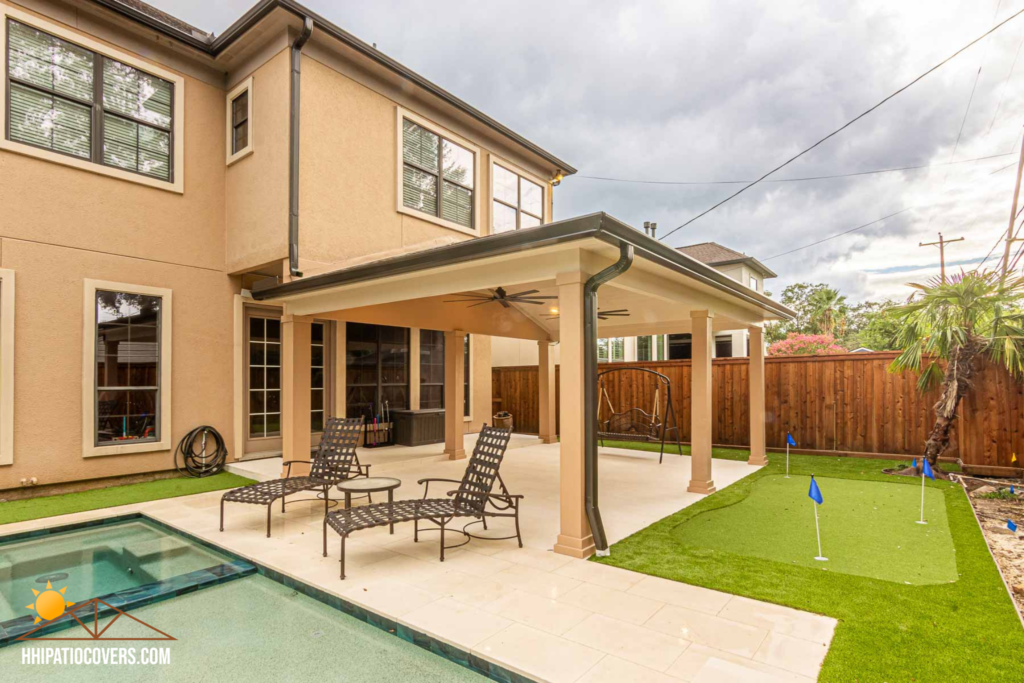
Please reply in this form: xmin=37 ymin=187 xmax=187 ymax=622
xmin=550 ymin=307 xmax=559 ymax=314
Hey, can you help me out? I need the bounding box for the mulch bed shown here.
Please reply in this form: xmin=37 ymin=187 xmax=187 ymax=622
xmin=960 ymin=475 xmax=1024 ymax=621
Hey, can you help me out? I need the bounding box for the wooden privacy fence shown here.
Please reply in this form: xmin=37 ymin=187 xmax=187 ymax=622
xmin=491 ymin=352 xmax=1024 ymax=474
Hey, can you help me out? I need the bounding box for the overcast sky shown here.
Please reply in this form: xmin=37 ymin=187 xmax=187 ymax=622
xmin=154 ymin=0 xmax=1024 ymax=303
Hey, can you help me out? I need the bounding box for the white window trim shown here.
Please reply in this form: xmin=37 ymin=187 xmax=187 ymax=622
xmin=395 ymin=107 xmax=481 ymax=236
xmin=82 ymin=279 xmax=172 ymax=458
xmin=0 ymin=268 xmax=14 ymax=466
xmin=226 ymin=76 xmax=253 ymax=165
xmin=489 ymin=155 xmax=551 ymax=235
xmin=0 ymin=4 xmax=186 ymax=193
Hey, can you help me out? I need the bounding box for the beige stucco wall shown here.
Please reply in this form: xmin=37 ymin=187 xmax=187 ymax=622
xmin=224 ymin=48 xmax=292 ymax=275
xmin=0 ymin=239 xmax=236 ymax=490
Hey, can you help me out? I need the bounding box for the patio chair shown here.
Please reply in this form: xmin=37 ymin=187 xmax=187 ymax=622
xmin=323 ymin=425 xmax=522 ymax=579
xmin=220 ymin=416 xmax=366 ymax=537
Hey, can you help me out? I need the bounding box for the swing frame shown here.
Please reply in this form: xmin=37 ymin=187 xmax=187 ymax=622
xmin=596 ymin=367 xmax=684 ymax=464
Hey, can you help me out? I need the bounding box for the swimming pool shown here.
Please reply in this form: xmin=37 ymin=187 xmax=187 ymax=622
xmin=0 ymin=516 xmax=493 ymax=682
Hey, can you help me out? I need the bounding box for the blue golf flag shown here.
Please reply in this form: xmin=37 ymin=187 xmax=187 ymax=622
xmin=787 ymin=432 xmax=796 ymax=447
xmin=1009 ymin=519 xmax=1018 ymax=533
xmin=922 ymin=458 xmax=935 ymax=480
xmin=808 ymin=476 xmax=823 ymax=505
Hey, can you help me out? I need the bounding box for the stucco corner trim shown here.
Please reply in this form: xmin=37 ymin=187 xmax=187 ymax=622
xmin=226 ymin=76 xmax=254 ymax=166
xmin=395 ymin=106 xmax=482 ymax=238
xmin=0 ymin=4 xmax=185 ymax=194
xmin=0 ymin=268 xmax=15 ymax=466
xmin=82 ymin=279 xmax=173 ymax=459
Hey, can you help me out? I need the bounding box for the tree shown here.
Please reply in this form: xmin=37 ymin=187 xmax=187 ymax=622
xmin=765 ymin=283 xmax=834 ymax=344
xmin=846 ymin=300 xmax=902 ymax=351
xmin=889 ymin=271 xmax=1024 ymax=474
xmin=807 ymin=287 xmax=849 ymax=338
xmin=768 ymin=333 xmax=847 ymax=356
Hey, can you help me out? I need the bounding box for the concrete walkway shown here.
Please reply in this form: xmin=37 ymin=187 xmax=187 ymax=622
xmin=2 ymin=444 xmax=836 ymax=682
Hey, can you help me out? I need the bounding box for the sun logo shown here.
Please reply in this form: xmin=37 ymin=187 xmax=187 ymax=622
xmin=26 ymin=581 xmax=74 ymax=625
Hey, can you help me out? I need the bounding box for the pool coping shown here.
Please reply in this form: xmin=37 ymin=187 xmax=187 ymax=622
xmin=0 ymin=513 xmax=533 ymax=683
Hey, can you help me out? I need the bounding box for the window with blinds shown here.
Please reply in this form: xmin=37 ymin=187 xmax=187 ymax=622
xmin=401 ymin=118 xmax=474 ymax=229
xmin=5 ymin=19 xmax=174 ymax=182
xmin=492 ymin=163 xmax=544 ymax=234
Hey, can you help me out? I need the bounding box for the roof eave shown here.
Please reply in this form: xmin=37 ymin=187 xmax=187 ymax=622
xmin=87 ymin=0 xmax=577 ymax=175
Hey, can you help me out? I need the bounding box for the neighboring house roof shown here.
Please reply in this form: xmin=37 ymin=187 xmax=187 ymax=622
xmin=677 ymin=242 xmax=777 ymax=279
xmin=93 ymin=0 xmax=576 ymax=175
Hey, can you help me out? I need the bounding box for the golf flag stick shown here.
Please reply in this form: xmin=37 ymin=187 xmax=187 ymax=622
xmin=917 ymin=458 xmax=935 ymax=524
xmin=786 ymin=432 xmax=796 ymax=478
xmin=809 ymin=475 xmax=827 ymax=561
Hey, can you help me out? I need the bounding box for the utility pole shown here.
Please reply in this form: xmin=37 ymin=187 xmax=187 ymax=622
xmin=1002 ymin=133 xmax=1024 ymax=282
xmin=919 ymin=233 xmax=964 ymax=283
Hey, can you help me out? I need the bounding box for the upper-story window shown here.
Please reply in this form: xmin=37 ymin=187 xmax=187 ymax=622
xmin=749 ymin=275 xmax=758 ymax=291
xmin=401 ymin=116 xmax=475 ymax=230
xmin=226 ymin=77 xmax=253 ymax=164
xmin=492 ymin=161 xmax=545 ymax=233
xmin=5 ymin=18 xmax=175 ymax=183
xmin=7 ymin=20 xmax=173 ymax=180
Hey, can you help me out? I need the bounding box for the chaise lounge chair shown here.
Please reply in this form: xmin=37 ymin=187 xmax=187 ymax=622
xmin=323 ymin=425 xmax=522 ymax=579
xmin=221 ymin=416 xmax=365 ymax=537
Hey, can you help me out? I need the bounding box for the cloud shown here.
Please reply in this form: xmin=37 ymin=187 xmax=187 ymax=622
xmin=153 ymin=0 xmax=1024 ymax=302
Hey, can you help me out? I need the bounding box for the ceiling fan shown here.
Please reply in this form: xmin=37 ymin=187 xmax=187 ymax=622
xmin=545 ymin=309 xmax=630 ymax=321
xmin=444 ymin=287 xmax=557 ymax=309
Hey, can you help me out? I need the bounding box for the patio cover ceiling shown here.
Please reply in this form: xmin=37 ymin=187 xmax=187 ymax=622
xmin=250 ymin=212 xmax=796 ymax=334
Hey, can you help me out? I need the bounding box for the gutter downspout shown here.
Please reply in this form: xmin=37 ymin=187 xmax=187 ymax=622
xmin=288 ymin=16 xmax=314 ymax=278
xmin=584 ymin=242 xmax=633 ymax=555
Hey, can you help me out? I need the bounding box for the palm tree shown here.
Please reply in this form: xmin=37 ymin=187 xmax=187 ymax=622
xmin=808 ymin=287 xmax=849 ymax=338
xmin=889 ymin=270 xmax=1024 ymax=474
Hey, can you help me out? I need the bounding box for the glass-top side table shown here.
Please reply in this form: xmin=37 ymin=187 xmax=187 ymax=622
xmin=336 ymin=477 xmax=402 ymax=533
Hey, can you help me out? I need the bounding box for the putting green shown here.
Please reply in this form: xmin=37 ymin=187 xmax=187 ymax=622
xmin=674 ymin=475 xmax=958 ymax=584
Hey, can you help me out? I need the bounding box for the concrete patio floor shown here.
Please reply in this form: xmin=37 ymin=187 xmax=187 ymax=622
xmin=1 ymin=442 xmax=836 ymax=682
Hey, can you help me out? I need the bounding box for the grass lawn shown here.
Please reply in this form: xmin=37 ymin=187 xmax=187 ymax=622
xmin=596 ymin=449 xmax=1024 ymax=682
xmin=599 ymin=440 xmax=750 ymax=462
xmin=0 ymin=473 xmax=254 ymax=527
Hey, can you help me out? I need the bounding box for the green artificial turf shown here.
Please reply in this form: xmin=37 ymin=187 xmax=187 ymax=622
xmin=0 ymin=473 xmax=254 ymax=527
xmin=677 ymin=474 xmax=957 ymax=584
xmin=596 ymin=450 xmax=1024 ymax=682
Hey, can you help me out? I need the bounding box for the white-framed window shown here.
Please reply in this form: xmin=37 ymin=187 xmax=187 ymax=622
xmin=396 ymin=108 xmax=479 ymax=234
xmin=637 ymin=335 xmax=666 ymax=362
xmin=491 ymin=158 xmax=546 ymax=234
xmin=226 ymin=77 xmax=253 ymax=164
xmin=82 ymin=280 xmax=172 ymax=458
xmin=0 ymin=269 xmax=14 ymax=466
xmin=749 ymin=275 xmax=758 ymax=292
xmin=0 ymin=6 xmax=185 ymax=193
xmin=597 ymin=337 xmax=625 ymax=363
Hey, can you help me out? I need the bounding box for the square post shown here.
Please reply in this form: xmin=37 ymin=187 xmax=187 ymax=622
xmin=554 ymin=272 xmax=594 ymax=559
xmin=688 ymin=310 xmax=716 ymax=494
xmin=281 ymin=314 xmax=313 ymax=477
xmin=538 ymin=341 xmax=557 ymax=444
xmin=747 ymin=326 xmax=768 ymax=466
xmin=444 ymin=329 xmax=466 ymax=460
xmin=409 ymin=327 xmax=421 ymax=410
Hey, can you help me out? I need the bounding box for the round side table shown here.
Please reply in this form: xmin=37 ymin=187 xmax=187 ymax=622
xmin=336 ymin=477 xmax=402 ymax=533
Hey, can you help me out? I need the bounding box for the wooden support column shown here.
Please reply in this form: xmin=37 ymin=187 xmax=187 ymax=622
xmin=688 ymin=310 xmax=716 ymax=494
xmin=747 ymin=326 xmax=768 ymax=466
xmin=554 ymin=272 xmax=595 ymax=559
xmin=538 ymin=341 xmax=557 ymax=444
xmin=444 ymin=329 xmax=466 ymax=459
xmin=281 ymin=314 xmax=313 ymax=477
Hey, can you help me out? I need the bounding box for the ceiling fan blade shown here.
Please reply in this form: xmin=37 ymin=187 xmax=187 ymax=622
xmin=498 ymin=299 xmax=512 ymax=308
xmin=466 ymin=300 xmax=495 ymax=308
xmin=511 ymin=300 xmax=550 ymax=305
xmin=600 ymin=312 xmax=630 ymax=317
xmin=509 ymin=289 xmax=539 ymax=297
xmin=451 ymin=293 xmax=495 ymax=300
xmin=599 ymin=309 xmax=629 ymax=314
xmin=510 ymin=295 xmax=558 ymax=301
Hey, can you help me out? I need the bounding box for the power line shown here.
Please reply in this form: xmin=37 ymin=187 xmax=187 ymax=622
xmin=978 ymin=205 xmax=1024 ymax=269
xmin=572 ymin=152 xmax=1014 ymax=186
xmin=762 ymin=208 xmax=914 ymax=262
xmin=659 ymin=8 xmax=1024 ymax=244
xmin=986 ymin=13 xmax=1024 ymax=134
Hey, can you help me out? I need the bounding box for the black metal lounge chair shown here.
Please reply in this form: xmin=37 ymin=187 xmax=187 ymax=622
xmin=220 ymin=416 xmax=366 ymax=537
xmin=323 ymin=425 xmax=522 ymax=579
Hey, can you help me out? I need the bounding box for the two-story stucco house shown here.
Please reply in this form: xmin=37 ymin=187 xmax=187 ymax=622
xmin=492 ymin=241 xmax=778 ymax=366
xmin=0 ymin=0 xmax=793 ymax=560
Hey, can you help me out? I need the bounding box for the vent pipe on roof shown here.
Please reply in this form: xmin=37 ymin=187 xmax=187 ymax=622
xmin=288 ymin=16 xmax=314 ymax=278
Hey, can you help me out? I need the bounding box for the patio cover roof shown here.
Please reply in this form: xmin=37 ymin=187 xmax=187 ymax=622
xmin=251 ymin=213 xmax=796 ymax=334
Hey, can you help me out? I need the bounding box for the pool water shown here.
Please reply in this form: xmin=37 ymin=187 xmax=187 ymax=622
xmin=1 ymin=574 xmax=485 ymax=682
xmin=0 ymin=520 xmax=229 ymax=621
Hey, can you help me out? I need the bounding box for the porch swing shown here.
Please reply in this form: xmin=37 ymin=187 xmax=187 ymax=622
xmin=596 ymin=367 xmax=683 ymax=464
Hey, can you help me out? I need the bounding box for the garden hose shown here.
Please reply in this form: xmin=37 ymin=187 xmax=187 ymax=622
xmin=175 ymin=426 xmax=227 ymax=478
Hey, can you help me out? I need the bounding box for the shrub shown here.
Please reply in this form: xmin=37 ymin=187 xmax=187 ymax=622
xmin=768 ymin=333 xmax=847 ymax=357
